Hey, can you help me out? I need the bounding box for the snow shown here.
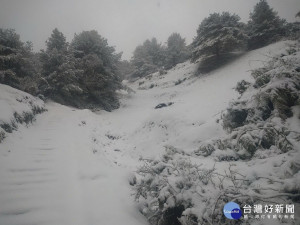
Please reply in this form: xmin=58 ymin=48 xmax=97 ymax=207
xmin=0 ymin=103 xmax=147 ymax=225
xmin=0 ymin=40 xmax=298 ymax=224
xmin=0 ymin=84 xmax=44 ymax=124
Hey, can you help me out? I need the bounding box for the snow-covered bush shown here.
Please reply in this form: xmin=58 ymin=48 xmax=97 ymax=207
xmin=133 ymin=146 xmax=299 ymax=225
xmin=235 ymin=80 xmax=251 ymax=95
xmin=134 ymin=146 xmax=214 ymax=225
xmin=1 ymin=102 xmax=45 ymax=134
xmin=0 ymin=129 xmax=5 ymax=143
xmin=217 ymin=42 xmax=300 ymax=159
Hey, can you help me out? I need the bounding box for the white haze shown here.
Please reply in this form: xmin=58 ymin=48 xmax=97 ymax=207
xmin=0 ymin=0 xmax=299 ymax=59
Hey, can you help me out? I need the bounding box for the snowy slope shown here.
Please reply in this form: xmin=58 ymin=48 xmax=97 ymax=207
xmin=0 ymin=103 xmax=147 ymax=225
xmin=0 ymin=41 xmax=298 ymax=225
xmin=0 ymin=84 xmax=45 ymax=143
xmin=101 ymin=41 xmax=293 ymax=160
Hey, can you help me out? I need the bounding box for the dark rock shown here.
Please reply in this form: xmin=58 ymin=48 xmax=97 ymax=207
xmin=149 ymin=83 xmax=155 ymax=89
xmin=155 ymin=102 xmax=174 ymax=109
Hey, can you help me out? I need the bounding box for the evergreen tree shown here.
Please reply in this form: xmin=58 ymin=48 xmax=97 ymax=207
xmin=39 ymin=28 xmax=83 ymax=106
xmin=70 ymin=30 xmax=122 ymax=110
xmin=117 ymin=60 xmax=135 ymax=80
xmin=247 ymin=0 xmax=286 ymax=49
xmin=131 ymin=38 xmax=165 ymax=78
xmin=0 ymin=28 xmax=39 ymax=93
xmin=71 ymin=30 xmax=121 ymax=71
xmin=165 ymin=33 xmax=189 ymax=69
xmin=192 ymin=12 xmax=247 ymax=62
xmin=46 ymin=28 xmax=67 ymax=51
xmin=39 ymin=29 xmax=121 ymax=110
xmin=40 ymin=28 xmax=68 ymax=76
xmin=285 ymin=11 xmax=300 ymax=40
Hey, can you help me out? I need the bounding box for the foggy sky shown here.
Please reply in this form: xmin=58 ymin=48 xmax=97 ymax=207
xmin=0 ymin=0 xmax=299 ymax=60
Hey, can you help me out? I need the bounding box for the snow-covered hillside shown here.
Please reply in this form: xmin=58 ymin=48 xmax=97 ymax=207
xmin=0 ymin=84 xmax=45 ymax=143
xmin=0 ymin=41 xmax=299 ymax=225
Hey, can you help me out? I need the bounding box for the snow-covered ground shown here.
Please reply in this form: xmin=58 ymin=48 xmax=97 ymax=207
xmin=0 ymin=103 xmax=147 ymax=225
xmin=0 ymin=41 xmax=298 ymax=225
xmin=0 ymin=84 xmax=45 ymax=143
xmin=0 ymin=84 xmax=44 ymax=126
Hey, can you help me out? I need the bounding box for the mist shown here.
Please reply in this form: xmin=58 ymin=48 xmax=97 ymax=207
xmin=0 ymin=0 xmax=299 ymax=59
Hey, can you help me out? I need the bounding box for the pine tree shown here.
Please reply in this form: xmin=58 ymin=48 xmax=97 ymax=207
xmin=117 ymin=60 xmax=135 ymax=80
xmin=165 ymin=33 xmax=189 ymax=69
xmin=131 ymin=38 xmax=165 ymax=78
xmin=247 ymin=0 xmax=286 ymax=49
xmin=285 ymin=11 xmax=300 ymax=40
xmin=40 ymin=28 xmax=69 ymax=76
xmin=192 ymin=12 xmax=247 ymax=62
xmin=0 ymin=28 xmax=39 ymax=93
xmin=39 ymin=28 xmax=83 ymax=106
xmin=39 ymin=29 xmax=121 ymax=110
xmin=70 ymin=30 xmax=122 ymax=111
xmin=46 ymin=28 xmax=67 ymax=51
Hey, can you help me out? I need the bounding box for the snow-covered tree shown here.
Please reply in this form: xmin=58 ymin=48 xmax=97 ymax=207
xmin=39 ymin=28 xmax=83 ymax=106
xmin=117 ymin=60 xmax=135 ymax=80
xmin=0 ymin=28 xmax=23 ymax=50
xmin=39 ymin=29 xmax=122 ymax=110
xmin=46 ymin=28 xmax=68 ymax=51
xmin=71 ymin=30 xmax=121 ymax=73
xmin=0 ymin=28 xmax=39 ymax=93
xmin=192 ymin=12 xmax=247 ymax=62
xmin=40 ymin=28 xmax=69 ymax=76
xmin=164 ymin=33 xmax=189 ymax=69
xmin=71 ymin=30 xmax=122 ymax=111
xmin=247 ymin=0 xmax=286 ymax=49
xmin=131 ymin=38 xmax=165 ymax=78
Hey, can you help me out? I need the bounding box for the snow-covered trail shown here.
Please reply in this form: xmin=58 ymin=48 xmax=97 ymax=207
xmin=0 ymin=104 xmax=147 ymax=225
